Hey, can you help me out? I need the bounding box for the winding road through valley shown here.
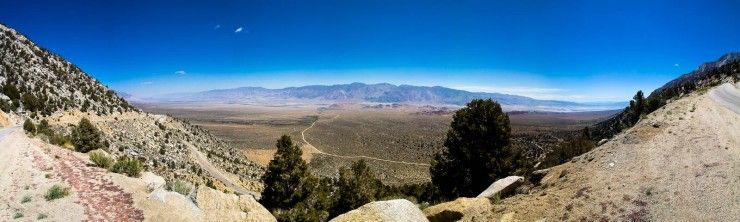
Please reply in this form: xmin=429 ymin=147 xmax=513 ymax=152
xmin=300 ymin=115 xmax=431 ymax=167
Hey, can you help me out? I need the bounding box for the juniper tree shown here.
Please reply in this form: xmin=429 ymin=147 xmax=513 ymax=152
xmin=71 ymin=118 xmax=105 ymax=152
xmin=430 ymin=99 xmax=520 ymax=200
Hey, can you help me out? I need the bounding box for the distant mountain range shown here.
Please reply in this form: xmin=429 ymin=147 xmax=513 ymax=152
xmin=137 ymin=83 xmax=627 ymax=112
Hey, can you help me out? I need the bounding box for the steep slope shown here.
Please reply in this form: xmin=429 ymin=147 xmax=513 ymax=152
xmin=0 ymin=24 xmax=264 ymax=196
xmin=0 ymin=24 xmax=133 ymax=115
xmin=427 ymin=83 xmax=740 ymax=221
xmin=155 ymin=82 xmax=625 ymax=112
xmin=594 ymin=53 xmax=739 ymax=138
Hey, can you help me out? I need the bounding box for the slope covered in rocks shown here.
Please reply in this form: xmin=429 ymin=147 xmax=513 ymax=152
xmin=0 ymin=23 xmax=264 ymax=195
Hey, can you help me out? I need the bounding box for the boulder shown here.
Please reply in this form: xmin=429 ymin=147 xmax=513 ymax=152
xmin=530 ymin=168 xmax=550 ymax=184
xmin=194 ymin=186 xmax=276 ymax=222
xmin=476 ymin=176 xmax=524 ymax=198
xmin=329 ymin=199 xmax=428 ymax=222
xmin=423 ymin=198 xmax=492 ymax=222
xmin=597 ymin=138 xmax=609 ymax=146
xmin=141 ymin=172 xmax=166 ymax=191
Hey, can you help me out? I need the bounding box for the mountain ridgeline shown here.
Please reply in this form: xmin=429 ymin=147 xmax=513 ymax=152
xmin=155 ymin=83 xmax=626 ymax=112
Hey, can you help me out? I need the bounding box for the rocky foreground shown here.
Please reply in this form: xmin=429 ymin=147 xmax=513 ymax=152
xmin=0 ymin=113 xmax=276 ymax=221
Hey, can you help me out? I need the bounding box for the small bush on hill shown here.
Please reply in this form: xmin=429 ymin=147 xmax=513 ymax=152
xmin=44 ymin=185 xmax=70 ymax=201
xmin=89 ymin=151 xmax=114 ymax=169
xmin=111 ymin=158 xmax=142 ymax=177
xmin=71 ymin=118 xmax=105 ymax=153
xmin=170 ymin=180 xmax=194 ymax=196
xmin=23 ymin=119 xmax=35 ymax=134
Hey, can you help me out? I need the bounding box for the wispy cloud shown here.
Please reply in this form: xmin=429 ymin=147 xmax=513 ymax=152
xmin=674 ymin=63 xmax=680 ymax=67
xmin=141 ymin=81 xmax=154 ymax=85
xmin=175 ymin=70 xmax=187 ymax=76
xmin=214 ymin=24 xmax=221 ymax=29
xmin=235 ymin=27 xmax=243 ymax=33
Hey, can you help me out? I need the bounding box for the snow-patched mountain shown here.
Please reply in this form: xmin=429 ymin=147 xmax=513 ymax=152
xmin=153 ymin=83 xmax=627 ymax=112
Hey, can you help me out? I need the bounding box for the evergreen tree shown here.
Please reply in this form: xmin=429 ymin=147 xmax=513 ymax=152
xmin=430 ymin=99 xmax=519 ymax=200
xmin=23 ymin=119 xmax=35 ymax=134
xmin=332 ymin=160 xmax=382 ymax=217
xmin=261 ymin=135 xmax=314 ymax=213
xmin=71 ymin=118 xmax=105 ymax=152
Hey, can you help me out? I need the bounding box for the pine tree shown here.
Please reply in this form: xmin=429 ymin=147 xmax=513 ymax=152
xmin=332 ymin=160 xmax=382 ymax=217
xmin=430 ymin=99 xmax=519 ymax=200
xmin=71 ymin=117 xmax=105 ymax=152
xmin=260 ymin=135 xmax=313 ymax=212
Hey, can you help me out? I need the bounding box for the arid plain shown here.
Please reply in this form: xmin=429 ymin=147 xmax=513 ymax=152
xmin=140 ymin=102 xmax=619 ymax=185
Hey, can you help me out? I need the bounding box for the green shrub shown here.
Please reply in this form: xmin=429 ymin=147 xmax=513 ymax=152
xmin=44 ymin=185 xmax=70 ymax=201
xmin=71 ymin=118 xmax=105 ymax=153
xmin=20 ymin=194 xmax=32 ymax=203
xmin=13 ymin=212 xmax=23 ymax=219
xmin=37 ymin=213 xmax=48 ymax=220
xmin=170 ymin=180 xmax=194 ymax=196
xmin=89 ymin=151 xmax=114 ymax=169
xmin=23 ymin=119 xmax=36 ymax=134
xmin=111 ymin=158 xmax=142 ymax=177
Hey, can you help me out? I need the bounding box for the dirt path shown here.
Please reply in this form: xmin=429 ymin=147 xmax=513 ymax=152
xmin=0 ymin=127 xmax=144 ymax=221
xmin=301 ymin=115 xmax=431 ymax=167
xmin=183 ymin=140 xmax=262 ymax=198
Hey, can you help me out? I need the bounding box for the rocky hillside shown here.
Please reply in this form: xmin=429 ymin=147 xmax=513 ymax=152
xmin=0 ymin=23 xmax=264 ymax=195
xmin=0 ymin=24 xmax=133 ymax=116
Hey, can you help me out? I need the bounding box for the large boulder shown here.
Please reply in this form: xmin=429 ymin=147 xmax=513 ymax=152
xmin=329 ymin=199 xmax=428 ymax=222
xmin=477 ymin=176 xmax=524 ymax=198
xmin=194 ymin=186 xmax=276 ymax=222
xmin=423 ymin=197 xmax=493 ymax=222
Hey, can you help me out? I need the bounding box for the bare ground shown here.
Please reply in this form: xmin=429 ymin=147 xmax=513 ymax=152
xmin=478 ymin=84 xmax=740 ymax=221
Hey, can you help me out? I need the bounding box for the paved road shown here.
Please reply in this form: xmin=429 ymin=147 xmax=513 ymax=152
xmin=0 ymin=126 xmax=18 ymax=141
xmin=182 ymin=140 xmax=262 ymax=198
xmin=710 ymin=82 xmax=740 ymax=114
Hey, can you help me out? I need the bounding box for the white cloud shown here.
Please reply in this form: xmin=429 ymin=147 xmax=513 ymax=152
xmin=214 ymin=24 xmax=221 ymax=29
xmin=235 ymin=27 xmax=243 ymax=33
xmin=674 ymin=63 xmax=680 ymax=67
xmin=175 ymin=70 xmax=187 ymax=76
xmin=141 ymin=81 xmax=154 ymax=85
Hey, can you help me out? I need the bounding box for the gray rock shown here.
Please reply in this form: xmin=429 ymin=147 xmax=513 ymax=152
xmin=530 ymin=168 xmax=550 ymax=184
xmin=477 ymin=176 xmax=524 ymax=198
xmin=598 ymin=139 xmax=609 ymax=146
xmin=330 ymin=199 xmax=428 ymax=222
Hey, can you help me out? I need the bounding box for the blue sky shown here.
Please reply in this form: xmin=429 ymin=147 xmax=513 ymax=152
xmin=1 ymin=0 xmax=739 ymax=102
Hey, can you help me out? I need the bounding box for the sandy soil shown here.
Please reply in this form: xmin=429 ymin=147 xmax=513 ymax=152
xmin=0 ymin=127 xmax=144 ymax=221
xmin=482 ymin=84 xmax=740 ymax=221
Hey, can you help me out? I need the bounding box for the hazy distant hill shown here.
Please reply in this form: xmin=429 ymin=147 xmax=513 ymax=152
xmin=151 ymin=83 xmax=627 ymax=112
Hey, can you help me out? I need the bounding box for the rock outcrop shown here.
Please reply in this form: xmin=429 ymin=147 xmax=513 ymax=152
xmin=476 ymin=176 xmax=524 ymax=198
xmin=194 ymin=186 xmax=276 ymax=222
xmin=423 ymin=198 xmax=493 ymax=222
xmin=329 ymin=199 xmax=428 ymax=222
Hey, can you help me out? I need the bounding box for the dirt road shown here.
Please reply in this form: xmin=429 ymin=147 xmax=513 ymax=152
xmin=301 ymin=115 xmax=431 ymax=167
